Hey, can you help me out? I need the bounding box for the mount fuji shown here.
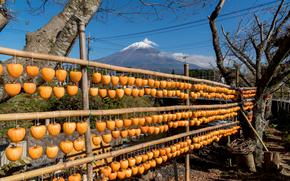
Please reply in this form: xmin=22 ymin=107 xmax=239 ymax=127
xmin=96 ymin=38 xmax=215 ymax=74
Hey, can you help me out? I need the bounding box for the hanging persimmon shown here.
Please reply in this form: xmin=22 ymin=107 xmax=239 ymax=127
xmin=53 ymin=87 xmax=65 ymax=99
xmin=69 ymin=71 xmax=82 ymax=83
xmin=119 ymin=75 xmax=128 ymax=85
xmin=111 ymin=161 xmax=121 ymax=172
xmin=102 ymin=75 xmax=111 ymax=85
xmin=128 ymin=157 xmax=136 ymax=167
xmin=46 ymin=145 xmax=59 ymax=159
xmin=66 ymin=85 xmax=78 ymax=96
xmin=131 ymin=166 xmax=138 ymax=176
xmin=154 ymin=80 xmax=160 ymax=88
xmin=116 ymin=89 xmax=124 ymax=98
xmin=117 ymin=170 xmax=126 ymax=180
xmin=120 ymin=130 xmax=128 ymax=138
xmin=138 ymin=89 xmax=145 ymax=97
xmin=98 ymin=88 xmax=107 ymax=98
xmin=102 ymin=133 xmax=112 ymax=144
xmin=96 ymin=121 xmax=106 ymax=132
xmin=4 ymin=83 xmax=21 ymax=96
xmin=89 ymin=87 xmax=98 ymax=97
xmin=38 ymin=86 xmax=52 ymax=99
xmin=59 ymin=140 xmax=73 ymax=154
xmin=148 ymin=79 xmax=155 ymax=87
xmin=132 ymin=88 xmax=139 ymax=97
xmin=135 ymin=155 xmax=142 ymax=164
xmin=55 ymin=69 xmax=67 ymax=82
xmin=7 ymin=127 xmax=26 ymax=143
xmin=92 ymin=135 xmax=102 ymax=146
xmin=68 ymin=173 xmax=81 ymax=181
xmin=63 ymin=122 xmax=76 ymax=135
xmin=112 ymin=130 xmax=120 ymax=139
xmin=101 ymin=166 xmax=112 ymax=177
xmin=108 ymin=172 xmax=117 ymax=180
xmin=73 ymin=138 xmax=85 ymax=152
xmin=115 ymin=119 xmax=123 ymax=129
xmin=76 ymin=121 xmax=88 ymax=135
xmin=108 ymin=89 xmax=116 ymax=99
xmin=5 ymin=145 xmax=23 ymax=161
xmin=138 ymin=165 xmax=145 ymax=174
xmin=30 ymin=125 xmax=46 ymax=140
xmin=41 ymin=67 xmax=55 ymax=82
xmin=142 ymin=79 xmax=148 ymax=86
xmin=123 ymin=119 xmax=132 ymax=128
xmin=120 ymin=159 xmax=129 ymax=169
xmin=23 ymin=82 xmax=36 ymax=94
xmin=135 ymin=78 xmax=143 ymax=87
xmin=125 ymin=169 xmax=132 ymax=178
xmin=26 ymin=65 xmax=39 ymax=78
xmin=111 ymin=76 xmax=119 ymax=86
xmin=127 ymin=77 xmax=135 ymax=85
xmin=47 ymin=123 xmax=61 ymax=136
xmin=150 ymin=88 xmax=157 ymax=97
xmin=124 ymin=88 xmax=132 ymax=96
xmin=106 ymin=120 xmax=115 ymax=131
xmin=7 ymin=63 xmax=23 ymax=78
xmin=92 ymin=72 xmax=102 ymax=84
xmin=0 ymin=64 xmax=3 ymax=75
xmin=28 ymin=145 xmax=43 ymax=160
xmin=128 ymin=129 xmax=136 ymax=137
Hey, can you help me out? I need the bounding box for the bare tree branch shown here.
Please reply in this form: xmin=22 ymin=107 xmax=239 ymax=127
xmin=222 ymin=28 xmax=256 ymax=75
xmin=265 ymin=0 xmax=285 ymax=47
xmin=208 ymin=0 xmax=234 ymax=85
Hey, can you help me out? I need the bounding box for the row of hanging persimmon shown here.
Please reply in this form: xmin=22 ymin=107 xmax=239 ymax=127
xmin=1 ymin=63 xmax=238 ymax=100
xmin=95 ymin=126 xmax=240 ymax=180
xmin=5 ymin=106 xmax=239 ymax=161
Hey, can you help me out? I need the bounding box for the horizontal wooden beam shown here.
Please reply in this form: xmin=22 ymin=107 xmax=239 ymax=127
xmin=1 ymin=122 xmax=239 ymax=181
xmin=0 ymin=47 xmax=231 ymax=88
xmin=0 ymin=103 xmax=239 ymax=121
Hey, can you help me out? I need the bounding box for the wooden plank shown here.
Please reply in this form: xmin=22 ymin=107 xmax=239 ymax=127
xmin=0 ymin=103 xmax=239 ymax=121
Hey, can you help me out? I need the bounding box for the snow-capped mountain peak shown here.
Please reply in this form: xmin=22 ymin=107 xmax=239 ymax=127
xmin=122 ymin=38 xmax=158 ymax=51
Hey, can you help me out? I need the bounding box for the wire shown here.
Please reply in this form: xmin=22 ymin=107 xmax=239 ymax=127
xmin=97 ymin=0 xmax=287 ymax=40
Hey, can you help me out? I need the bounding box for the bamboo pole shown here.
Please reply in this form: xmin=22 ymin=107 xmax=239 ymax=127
xmin=0 ymin=46 xmax=231 ymax=88
xmin=79 ymin=22 xmax=93 ymax=181
xmin=0 ymin=122 xmax=239 ymax=181
xmin=240 ymin=110 xmax=269 ymax=151
xmin=0 ymin=103 xmax=239 ymax=122
xmin=184 ymin=63 xmax=190 ymax=181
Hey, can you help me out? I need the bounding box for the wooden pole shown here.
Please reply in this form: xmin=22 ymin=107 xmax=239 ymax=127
xmin=241 ymin=110 xmax=269 ymax=151
xmin=79 ymin=21 xmax=93 ymax=181
xmin=0 ymin=103 xmax=239 ymax=122
xmin=0 ymin=47 xmax=232 ymax=88
xmin=184 ymin=63 xmax=190 ymax=181
xmin=0 ymin=122 xmax=239 ymax=181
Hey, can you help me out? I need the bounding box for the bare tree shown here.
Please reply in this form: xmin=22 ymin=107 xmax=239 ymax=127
xmin=209 ymin=0 xmax=290 ymax=164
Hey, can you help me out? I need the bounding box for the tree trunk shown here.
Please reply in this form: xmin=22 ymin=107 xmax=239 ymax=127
xmin=0 ymin=0 xmax=101 ymax=103
xmin=252 ymin=94 xmax=268 ymax=166
xmin=0 ymin=2 xmax=8 ymax=32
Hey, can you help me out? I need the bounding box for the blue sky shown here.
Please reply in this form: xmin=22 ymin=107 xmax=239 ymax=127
xmin=0 ymin=0 xmax=285 ymax=61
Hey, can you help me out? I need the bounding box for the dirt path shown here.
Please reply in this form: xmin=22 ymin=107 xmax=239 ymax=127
xmin=265 ymin=127 xmax=290 ymax=176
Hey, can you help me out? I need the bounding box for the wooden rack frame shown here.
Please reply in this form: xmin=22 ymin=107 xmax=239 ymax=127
xmin=0 ymin=47 xmax=231 ymax=88
xmin=0 ymin=122 xmax=239 ymax=181
xmin=0 ymin=103 xmax=239 ymax=121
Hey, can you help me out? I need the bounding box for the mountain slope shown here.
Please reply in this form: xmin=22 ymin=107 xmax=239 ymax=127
xmin=96 ymin=38 xmax=210 ymax=74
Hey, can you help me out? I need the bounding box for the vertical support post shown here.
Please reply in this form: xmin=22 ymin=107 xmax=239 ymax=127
xmin=79 ymin=21 xmax=93 ymax=181
xmin=184 ymin=63 xmax=190 ymax=181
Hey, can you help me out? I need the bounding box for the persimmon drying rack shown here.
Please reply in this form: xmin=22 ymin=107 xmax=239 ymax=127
xmin=0 ymin=45 xmax=256 ymax=181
